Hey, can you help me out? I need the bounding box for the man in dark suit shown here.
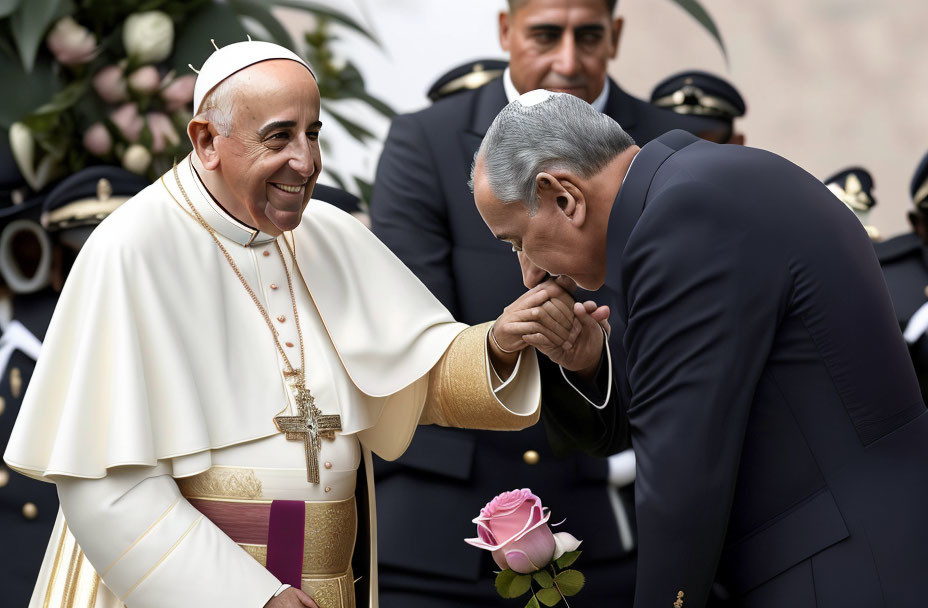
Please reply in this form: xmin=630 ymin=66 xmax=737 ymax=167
xmin=876 ymin=151 xmax=928 ymax=403
xmin=473 ymin=91 xmax=928 ymax=607
xmin=370 ymin=1 xmax=719 ymax=605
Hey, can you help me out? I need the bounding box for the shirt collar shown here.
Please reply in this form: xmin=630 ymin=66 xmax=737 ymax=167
xmin=176 ymin=156 xmax=278 ymax=247
xmin=503 ymin=67 xmax=610 ymax=113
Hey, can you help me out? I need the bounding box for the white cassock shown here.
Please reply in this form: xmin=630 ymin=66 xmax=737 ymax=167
xmin=3 ymin=156 xmax=541 ymax=608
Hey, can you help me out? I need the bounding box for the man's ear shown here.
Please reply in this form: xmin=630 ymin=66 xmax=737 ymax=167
xmin=498 ymin=11 xmax=512 ymax=52
xmin=188 ymin=117 xmax=221 ymax=171
xmin=535 ymin=172 xmax=587 ymax=227
xmin=610 ymin=17 xmax=623 ymax=59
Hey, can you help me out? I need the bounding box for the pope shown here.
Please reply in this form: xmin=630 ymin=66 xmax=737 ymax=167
xmin=2 ymin=42 xmax=614 ymax=608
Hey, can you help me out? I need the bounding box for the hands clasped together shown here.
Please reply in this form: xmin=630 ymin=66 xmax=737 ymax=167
xmin=490 ymin=277 xmax=610 ymax=379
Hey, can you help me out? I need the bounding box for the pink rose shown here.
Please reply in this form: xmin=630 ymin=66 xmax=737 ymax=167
xmin=161 ymin=74 xmax=196 ymax=111
xmin=127 ymin=66 xmax=161 ymax=95
xmin=46 ymin=17 xmax=97 ymax=66
xmin=93 ymin=66 xmax=128 ymax=104
xmin=465 ymin=489 xmax=556 ymax=573
xmin=110 ymin=103 xmax=143 ymax=142
xmin=146 ymin=112 xmax=179 ymax=153
xmin=82 ymin=123 xmax=112 ymax=156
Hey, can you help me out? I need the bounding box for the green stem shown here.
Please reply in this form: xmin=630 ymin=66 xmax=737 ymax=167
xmin=549 ymin=564 xmax=570 ymax=608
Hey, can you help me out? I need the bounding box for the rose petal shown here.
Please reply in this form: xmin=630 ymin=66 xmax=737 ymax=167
xmin=491 ymin=548 xmax=509 ymax=571
xmin=509 ymin=525 xmax=556 ymax=567
xmin=503 ymin=549 xmax=540 ymax=574
xmin=552 ymin=531 xmax=583 ymax=560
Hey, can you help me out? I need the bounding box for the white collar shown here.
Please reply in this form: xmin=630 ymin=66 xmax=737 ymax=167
xmin=177 ymin=156 xmax=278 ymax=247
xmin=503 ymin=67 xmax=609 ymax=113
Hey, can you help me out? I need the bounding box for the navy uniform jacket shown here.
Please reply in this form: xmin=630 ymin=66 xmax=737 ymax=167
xmin=370 ymin=77 xmax=717 ymax=605
xmin=875 ymin=233 xmax=928 ymax=403
xmin=0 ymin=289 xmax=59 ymax=606
xmin=609 ymin=130 xmax=928 ymax=608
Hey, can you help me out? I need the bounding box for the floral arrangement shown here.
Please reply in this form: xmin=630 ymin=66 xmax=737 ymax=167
xmin=0 ymin=0 xmax=392 ymax=198
xmin=466 ymin=489 xmax=585 ymax=607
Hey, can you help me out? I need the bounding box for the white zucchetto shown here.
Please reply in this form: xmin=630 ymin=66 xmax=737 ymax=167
xmin=515 ymin=89 xmax=560 ymax=107
xmin=192 ymin=40 xmax=315 ymax=114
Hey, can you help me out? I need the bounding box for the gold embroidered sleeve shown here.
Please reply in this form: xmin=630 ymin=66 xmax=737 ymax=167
xmin=419 ymin=322 xmax=540 ymax=430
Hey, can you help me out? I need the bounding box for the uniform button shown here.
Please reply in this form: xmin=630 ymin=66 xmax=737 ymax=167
xmin=923 ymin=285 xmax=928 ymax=299
xmin=263 ymin=250 xmax=271 ymax=257
xmin=523 ymin=450 xmax=540 ymax=465
xmin=22 ymin=502 xmax=38 ymax=520
xmin=270 ymin=283 xmax=278 ymax=290
xmin=0 ymin=467 xmax=9 ymax=487
xmin=324 ymin=486 xmax=331 ymax=493
xmin=324 ymin=462 xmax=332 ymax=469
xmin=277 ymin=315 xmax=286 ymax=323
xmin=0 ymin=395 xmax=5 ymax=415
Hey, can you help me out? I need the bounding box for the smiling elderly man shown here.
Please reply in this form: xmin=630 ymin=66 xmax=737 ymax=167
xmin=3 ymin=44 xmax=616 ymax=608
xmin=472 ymin=90 xmax=928 ymax=608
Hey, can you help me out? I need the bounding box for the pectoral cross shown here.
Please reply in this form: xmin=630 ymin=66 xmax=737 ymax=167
xmin=274 ymin=379 xmax=342 ymax=484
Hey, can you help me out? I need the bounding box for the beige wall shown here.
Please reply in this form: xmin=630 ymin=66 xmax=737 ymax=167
xmin=611 ymin=0 xmax=928 ymax=239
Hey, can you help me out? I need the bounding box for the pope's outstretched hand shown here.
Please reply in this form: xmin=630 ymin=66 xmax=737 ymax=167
xmin=265 ymin=587 xmax=318 ymax=608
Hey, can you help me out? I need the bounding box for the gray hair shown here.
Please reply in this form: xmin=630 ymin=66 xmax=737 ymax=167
xmin=472 ymin=92 xmax=635 ymax=214
xmin=195 ymin=71 xmax=244 ymax=137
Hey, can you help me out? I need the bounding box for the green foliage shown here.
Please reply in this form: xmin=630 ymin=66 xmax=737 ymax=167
xmin=553 ymin=570 xmax=585 ymax=597
xmin=532 ymin=570 xmax=553 ymax=589
xmin=524 ymin=596 xmax=540 ymax=608
xmin=275 ymin=0 xmax=380 ymax=46
xmin=0 ymin=0 xmax=21 ymax=19
xmin=554 ymin=550 xmax=581 ymax=569
xmin=10 ymin=0 xmax=68 ymax=72
xmin=169 ymin=2 xmax=247 ymax=73
xmin=669 ymin=0 xmax=726 ymax=58
xmin=495 ymin=569 xmax=533 ymax=599
xmin=535 ymin=588 xmax=562 ymax=607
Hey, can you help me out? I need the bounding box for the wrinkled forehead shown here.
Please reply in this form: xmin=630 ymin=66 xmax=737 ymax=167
xmin=230 ymin=61 xmax=321 ymax=123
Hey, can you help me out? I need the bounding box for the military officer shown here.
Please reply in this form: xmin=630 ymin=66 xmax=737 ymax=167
xmin=650 ymin=70 xmax=746 ymax=144
xmin=876 ymin=150 xmax=928 ymax=403
xmin=824 ymin=167 xmax=881 ymax=242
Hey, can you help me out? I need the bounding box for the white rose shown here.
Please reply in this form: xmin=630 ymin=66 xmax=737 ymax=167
xmin=123 ymin=11 xmax=174 ymax=64
xmin=9 ymin=122 xmax=58 ymax=191
xmin=121 ymin=144 xmax=152 ymax=175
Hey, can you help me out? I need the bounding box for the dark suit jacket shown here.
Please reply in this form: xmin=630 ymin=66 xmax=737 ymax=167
xmin=370 ymin=78 xmax=715 ymax=604
xmin=0 ymin=289 xmax=59 ymax=607
xmin=875 ymin=233 xmax=928 ymax=403
xmin=609 ymin=130 xmax=928 ymax=608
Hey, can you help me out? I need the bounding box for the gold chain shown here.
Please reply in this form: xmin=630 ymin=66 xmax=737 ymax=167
xmin=161 ymin=163 xmax=307 ymax=386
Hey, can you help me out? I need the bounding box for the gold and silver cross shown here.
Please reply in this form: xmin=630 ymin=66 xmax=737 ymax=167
xmin=274 ymin=379 xmax=342 ymax=484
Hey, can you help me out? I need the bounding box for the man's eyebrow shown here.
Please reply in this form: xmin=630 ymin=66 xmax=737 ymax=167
xmin=527 ymin=23 xmax=564 ymax=33
xmin=258 ymin=120 xmax=296 ymax=138
xmin=574 ymin=23 xmax=606 ymax=34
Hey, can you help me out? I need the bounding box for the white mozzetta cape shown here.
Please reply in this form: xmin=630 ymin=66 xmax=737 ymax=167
xmin=4 ymin=157 xmax=472 ymax=481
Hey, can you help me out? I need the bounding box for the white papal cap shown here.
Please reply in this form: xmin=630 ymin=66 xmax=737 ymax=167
xmin=514 ymin=89 xmax=560 ymax=107
xmin=192 ymin=40 xmax=315 ymax=114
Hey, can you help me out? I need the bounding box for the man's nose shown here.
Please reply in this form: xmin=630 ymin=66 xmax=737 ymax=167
xmin=551 ymin=35 xmax=580 ymax=77
xmin=521 ymin=256 xmax=548 ymax=289
xmin=288 ymin=136 xmax=316 ymax=177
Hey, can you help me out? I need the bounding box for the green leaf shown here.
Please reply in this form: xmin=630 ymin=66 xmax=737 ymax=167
xmin=228 ymin=0 xmax=296 ymax=50
xmin=273 ymin=0 xmax=380 ymax=46
xmin=352 ymin=176 xmax=372 ymax=206
xmin=0 ymin=0 xmax=22 ymax=19
xmin=32 ymin=79 xmax=88 ymax=115
xmin=356 ymin=91 xmax=395 ymax=119
xmin=532 ymin=570 xmax=554 ymax=589
xmin=668 ymin=0 xmax=726 ymax=59
xmin=322 ymin=104 xmax=376 ymax=144
xmin=536 ymin=588 xmax=563 ymax=607
xmin=524 ymin=596 xmax=540 ymax=608
xmin=555 ymin=550 xmax=581 ymax=569
xmin=494 ymin=569 xmax=533 ymax=599
xmin=0 ymin=54 xmax=58 ymax=129
xmin=553 ymin=570 xmax=585 ymax=597
xmin=169 ymin=2 xmax=248 ymax=74
xmin=10 ymin=0 xmax=67 ymax=72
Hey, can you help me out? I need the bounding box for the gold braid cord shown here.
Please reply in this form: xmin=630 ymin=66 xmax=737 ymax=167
xmin=420 ymin=322 xmax=539 ymax=430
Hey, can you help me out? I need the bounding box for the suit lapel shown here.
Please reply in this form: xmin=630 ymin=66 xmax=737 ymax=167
xmin=461 ymin=77 xmax=507 ymax=161
xmin=604 ymin=78 xmax=640 ymax=133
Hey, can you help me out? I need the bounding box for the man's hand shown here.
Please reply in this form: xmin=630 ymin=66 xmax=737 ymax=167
xmin=264 ymin=587 xmax=318 ymax=608
xmin=524 ymin=300 xmax=610 ymax=380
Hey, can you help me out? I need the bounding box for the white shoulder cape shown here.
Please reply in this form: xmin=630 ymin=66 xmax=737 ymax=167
xmin=4 ymin=170 xmax=466 ymax=481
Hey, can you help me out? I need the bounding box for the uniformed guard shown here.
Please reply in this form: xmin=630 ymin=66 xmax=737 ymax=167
xmin=824 ymin=167 xmax=881 ymax=241
xmin=650 ymin=70 xmax=746 ymax=144
xmin=0 ymin=164 xmax=147 ymax=606
xmin=875 ymin=150 xmax=928 ymax=404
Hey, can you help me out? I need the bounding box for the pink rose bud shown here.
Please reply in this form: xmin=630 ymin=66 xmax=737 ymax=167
xmin=127 ymin=66 xmax=161 ymax=95
xmin=146 ymin=112 xmax=180 ymax=153
xmin=46 ymin=17 xmax=97 ymax=66
xmin=82 ymin=123 xmax=112 ymax=157
xmin=464 ymin=489 xmax=557 ymax=574
xmin=93 ymin=65 xmax=128 ymax=104
xmin=161 ymin=74 xmax=196 ymax=112
xmin=110 ymin=103 xmax=144 ymax=143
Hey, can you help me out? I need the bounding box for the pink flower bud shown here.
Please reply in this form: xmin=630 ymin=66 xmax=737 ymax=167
xmin=161 ymin=74 xmax=196 ymax=112
xmin=110 ymin=103 xmax=143 ymax=143
xmin=146 ymin=112 xmax=180 ymax=153
xmin=127 ymin=66 xmax=161 ymax=95
xmin=46 ymin=17 xmax=97 ymax=66
xmin=82 ymin=123 xmax=112 ymax=157
xmin=93 ymin=66 xmax=128 ymax=104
